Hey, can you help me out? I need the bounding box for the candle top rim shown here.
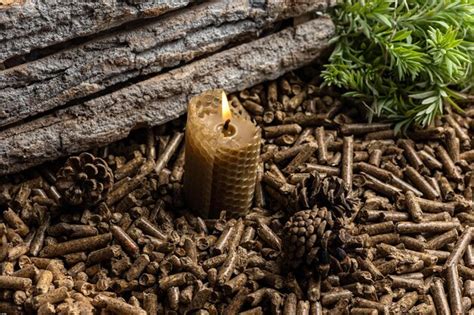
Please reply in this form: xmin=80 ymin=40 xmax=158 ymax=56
xmin=188 ymin=89 xmax=261 ymax=147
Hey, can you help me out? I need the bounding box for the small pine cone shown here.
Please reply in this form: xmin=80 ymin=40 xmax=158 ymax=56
xmin=56 ymin=153 xmax=114 ymax=207
xmin=283 ymin=208 xmax=335 ymax=270
xmin=308 ymin=174 xmax=359 ymax=217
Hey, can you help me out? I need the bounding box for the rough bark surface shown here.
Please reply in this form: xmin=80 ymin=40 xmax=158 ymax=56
xmin=0 ymin=17 xmax=335 ymax=175
xmin=0 ymin=0 xmax=333 ymax=128
xmin=0 ymin=0 xmax=193 ymax=63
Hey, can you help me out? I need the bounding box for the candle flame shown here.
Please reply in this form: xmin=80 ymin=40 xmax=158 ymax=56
xmin=221 ymin=91 xmax=232 ymax=121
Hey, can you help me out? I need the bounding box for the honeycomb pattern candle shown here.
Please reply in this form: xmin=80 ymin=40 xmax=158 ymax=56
xmin=184 ymin=89 xmax=261 ymax=218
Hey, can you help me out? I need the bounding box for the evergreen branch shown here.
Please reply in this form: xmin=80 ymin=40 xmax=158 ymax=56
xmin=323 ymin=0 xmax=474 ymax=129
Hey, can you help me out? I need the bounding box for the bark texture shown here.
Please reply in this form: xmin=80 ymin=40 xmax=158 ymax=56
xmin=0 ymin=0 xmax=193 ymax=63
xmin=0 ymin=0 xmax=333 ymax=128
xmin=0 ymin=17 xmax=335 ymax=175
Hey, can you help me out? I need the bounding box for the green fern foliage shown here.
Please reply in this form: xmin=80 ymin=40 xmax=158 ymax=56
xmin=322 ymin=0 xmax=474 ymax=131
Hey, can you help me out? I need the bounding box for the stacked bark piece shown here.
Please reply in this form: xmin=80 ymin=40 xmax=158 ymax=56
xmin=0 ymin=0 xmax=195 ymax=63
xmin=0 ymin=0 xmax=335 ymax=175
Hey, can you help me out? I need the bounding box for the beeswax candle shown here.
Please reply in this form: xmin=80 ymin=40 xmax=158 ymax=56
xmin=184 ymin=89 xmax=261 ymax=218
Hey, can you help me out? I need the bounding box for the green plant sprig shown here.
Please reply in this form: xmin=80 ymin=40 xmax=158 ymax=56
xmin=322 ymin=0 xmax=474 ymax=132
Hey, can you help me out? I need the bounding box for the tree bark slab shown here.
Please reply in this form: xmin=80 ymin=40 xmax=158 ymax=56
xmin=0 ymin=0 xmax=333 ymax=128
xmin=0 ymin=0 xmax=193 ymax=63
xmin=0 ymin=17 xmax=335 ymax=175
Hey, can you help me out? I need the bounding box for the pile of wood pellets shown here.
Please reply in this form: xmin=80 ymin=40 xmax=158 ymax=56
xmin=0 ymin=66 xmax=473 ymax=314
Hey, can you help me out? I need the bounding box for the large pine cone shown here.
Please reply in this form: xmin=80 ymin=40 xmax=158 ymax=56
xmin=56 ymin=153 xmax=114 ymax=207
xmin=283 ymin=208 xmax=335 ymax=270
xmin=283 ymin=209 xmax=360 ymax=277
xmin=284 ymin=174 xmax=361 ymax=277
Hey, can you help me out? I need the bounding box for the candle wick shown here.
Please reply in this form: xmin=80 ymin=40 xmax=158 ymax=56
xmin=223 ymin=119 xmax=231 ymax=130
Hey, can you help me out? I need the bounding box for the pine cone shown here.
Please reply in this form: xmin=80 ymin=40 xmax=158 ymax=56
xmin=56 ymin=153 xmax=114 ymax=207
xmin=283 ymin=208 xmax=335 ymax=270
